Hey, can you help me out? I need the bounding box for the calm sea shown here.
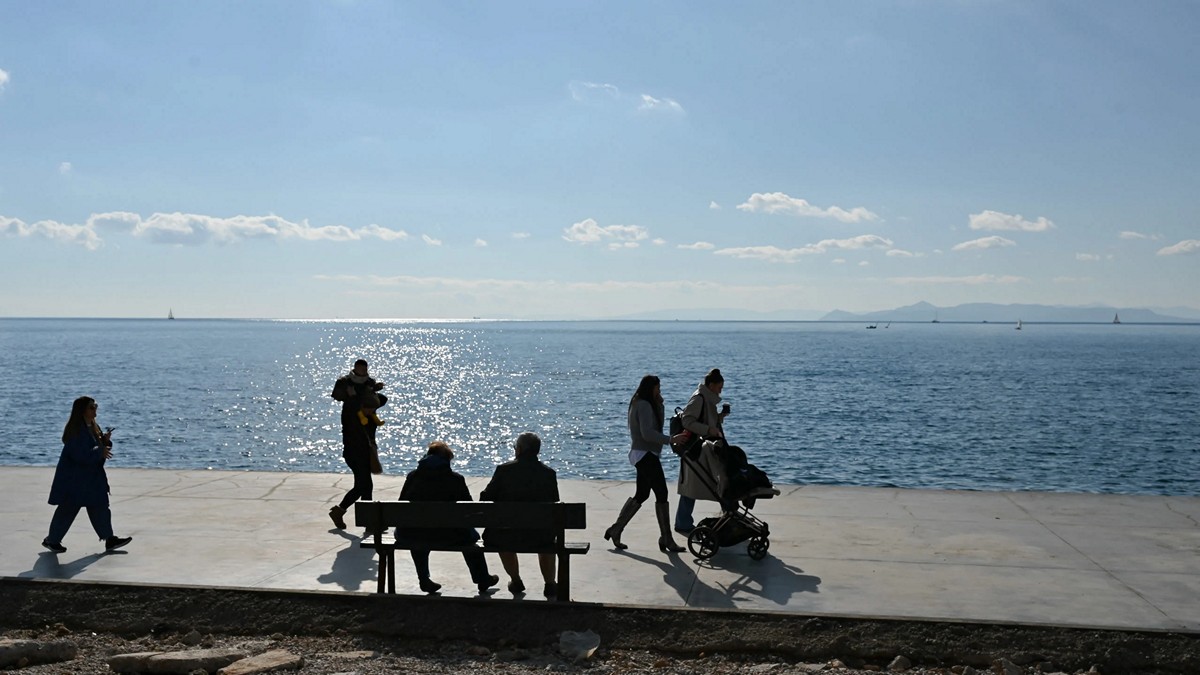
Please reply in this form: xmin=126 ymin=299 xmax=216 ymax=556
xmin=1 ymin=318 xmax=1197 ymax=495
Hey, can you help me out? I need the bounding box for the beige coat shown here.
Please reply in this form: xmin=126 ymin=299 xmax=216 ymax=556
xmin=676 ymin=383 xmax=723 ymax=500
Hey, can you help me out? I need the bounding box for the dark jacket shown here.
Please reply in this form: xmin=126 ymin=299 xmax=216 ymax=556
xmin=48 ymin=427 xmax=111 ymax=507
xmin=480 ymin=455 xmax=559 ymax=548
xmin=396 ymin=453 xmax=479 ymax=545
xmin=331 ymin=373 xmax=386 ymax=457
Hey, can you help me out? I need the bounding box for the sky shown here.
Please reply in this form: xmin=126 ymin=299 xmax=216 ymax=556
xmin=1 ymin=1 xmax=1198 ymax=319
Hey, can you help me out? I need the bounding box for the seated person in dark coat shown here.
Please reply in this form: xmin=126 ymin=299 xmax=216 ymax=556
xmin=480 ymin=432 xmax=561 ymax=599
xmin=396 ymin=441 xmax=499 ymax=595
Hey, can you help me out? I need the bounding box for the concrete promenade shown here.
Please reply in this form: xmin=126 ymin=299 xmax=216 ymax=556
xmin=1 ymin=467 xmax=1197 ymax=633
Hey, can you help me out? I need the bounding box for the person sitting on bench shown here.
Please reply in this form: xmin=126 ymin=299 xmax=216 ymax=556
xmin=480 ymin=432 xmax=560 ymax=599
xmin=396 ymin=441 xmax=500 ymax=595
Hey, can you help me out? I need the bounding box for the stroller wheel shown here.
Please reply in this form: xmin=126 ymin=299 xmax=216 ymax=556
xmin=747 ymin=536 xmax=769 ymax=560
xmin=687 ymin=526 xmax=719 ymax=559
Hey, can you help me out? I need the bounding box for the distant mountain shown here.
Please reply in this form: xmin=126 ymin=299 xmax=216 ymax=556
xmin=822 ymin=301 xmax=1194 ymax=323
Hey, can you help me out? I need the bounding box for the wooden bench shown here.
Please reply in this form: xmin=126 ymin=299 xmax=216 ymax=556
xmin=354 ymin=501 xmax=589 ymax=602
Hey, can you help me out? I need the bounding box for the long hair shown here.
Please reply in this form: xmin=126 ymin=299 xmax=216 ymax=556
xmin=62 ymin=396 xmax=98 ymax=445
xmin=629 ymin=374 xmax=664 ymax=427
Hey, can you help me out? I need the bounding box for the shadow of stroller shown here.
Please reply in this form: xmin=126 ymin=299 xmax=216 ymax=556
xmin=316 ymin=530 xmax=378 ymax=592
xmin=617 ymin=550 xmax=737 ymax=609
xmin=698 ymin=553 xmax=820 ymax=606
xmin=19 ymin=551 xmax=113 ymax=580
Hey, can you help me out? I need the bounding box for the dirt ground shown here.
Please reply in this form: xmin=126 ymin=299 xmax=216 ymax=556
xmin=2 ymin=578 xmax=1198 ymax=674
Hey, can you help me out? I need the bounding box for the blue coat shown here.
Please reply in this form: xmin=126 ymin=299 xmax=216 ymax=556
xmin=47 ymin=428 xmax=110 ymax=507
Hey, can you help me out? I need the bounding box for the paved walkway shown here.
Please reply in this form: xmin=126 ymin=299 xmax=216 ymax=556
xmin=1 ymin=467 xmax=1197 ymax=632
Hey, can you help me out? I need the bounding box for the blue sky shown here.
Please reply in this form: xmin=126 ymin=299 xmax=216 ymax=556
xmin=1 ymin=1 xmax=1197 ymax=319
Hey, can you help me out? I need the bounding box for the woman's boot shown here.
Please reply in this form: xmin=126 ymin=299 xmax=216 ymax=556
xmin=656 ymin=502 xmax=686 ymax=552
xmin=603 ymin=498 xmax=641 ymax=550
xmin=328 ymin=505 xmax=347 ymax=529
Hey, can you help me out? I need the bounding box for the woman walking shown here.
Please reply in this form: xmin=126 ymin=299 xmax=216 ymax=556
xmin=603 ymin=375 xmax=687 ymax=553
xmin=43 ymin=396 xmax=133 ymax=553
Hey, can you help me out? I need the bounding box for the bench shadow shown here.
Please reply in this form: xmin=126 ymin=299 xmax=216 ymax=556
xmin=317 ymin=531 xmax=378 ymax=592
xmin=616 ymin=549 xmax=737 ymax=609
xmin=19 ymin=551 xmax=111 ymax=580
xmin=696 ymin=552 xmax=821 ymax=606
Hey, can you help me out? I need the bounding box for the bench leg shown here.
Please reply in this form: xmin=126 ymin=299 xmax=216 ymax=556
xmin=376 ymin=549 xmax=393 ymax=594
xmin=557 ymin=552 xmax=570 ymax=602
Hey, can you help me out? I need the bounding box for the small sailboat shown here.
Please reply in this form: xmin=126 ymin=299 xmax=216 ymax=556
xmin=1113 ymin=313 xmax=1121 ymax=324
xmin=1015 ymin=319 xmax=1022 ymax=330
xmin=168 ymin=309 xmax=175 ymax=320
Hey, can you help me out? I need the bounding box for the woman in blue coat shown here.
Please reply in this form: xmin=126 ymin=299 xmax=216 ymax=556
xmin=42 ymin=396 xmax=132 ymax=553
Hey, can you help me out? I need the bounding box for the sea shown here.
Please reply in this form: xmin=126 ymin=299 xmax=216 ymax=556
xmin=1 ymin=318 xmax=1197 ymax=495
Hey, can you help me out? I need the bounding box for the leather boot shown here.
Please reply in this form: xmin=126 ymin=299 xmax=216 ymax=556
xmin=656 ymin=502 xmax=685 ymax=553
xmin=603 ymin=498 xmax=641 ymax=550
xmin=328 ymin=505 xmax=347 ymax=529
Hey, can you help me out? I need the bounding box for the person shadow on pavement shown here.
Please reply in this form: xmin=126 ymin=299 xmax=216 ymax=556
xmin=317 ymin=530 xmax=377 ymax=592
xmin=20 ymin=551 xmax=114 ymax=580
xmin=695 ymin=553 xmax=820 ymax=606
xmin=617 ymin=550 xmax=737 ymax=609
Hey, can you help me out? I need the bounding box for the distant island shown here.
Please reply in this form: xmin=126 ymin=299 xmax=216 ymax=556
xmin=822 ymin=301 xmax=1196 ymax=324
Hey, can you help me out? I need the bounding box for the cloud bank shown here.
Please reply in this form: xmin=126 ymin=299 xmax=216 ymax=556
xmin=562 ymin=218 xmax=649 ymax=249
xmin=715 ymin=234 xmax=893 ymax=263
xmin=952 ymin=236 xmax=1015 ymax=251
xmin=737 ymin=192 xmax=879 ymax=223
xmin=1158 ymin=239 xmax=1200 ymax=256
xmin=0 ymin=211 xmax=410 ymax=248
xmin=968 ymin=210 xmax=1054 ymax=232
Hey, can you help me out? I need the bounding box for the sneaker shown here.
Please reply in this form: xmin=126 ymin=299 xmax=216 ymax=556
xmin=543 ymin=582 xmax=558 ymax=600
xmin=478 ymin=574 xmax=500 ymax=593
xmin=105 ymin=536 xmax=132 ymax=551
xmin=418 ymin=578 xmax=442 ymax=594
xmin=41 ymin=539 xmax=66 ymax=554
xmin=357 ymin=410 xmax=370 ymax=426
xmin=369 ymin=412 xmax=385 ymax=426
xmin=508 ymin=578 xmax=526 ymax=595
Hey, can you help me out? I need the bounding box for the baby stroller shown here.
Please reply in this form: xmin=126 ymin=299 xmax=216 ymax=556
xmin=678 ymin=439 xmax=780 ymax=560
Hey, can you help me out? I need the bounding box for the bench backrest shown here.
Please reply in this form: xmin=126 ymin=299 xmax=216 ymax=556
xmin=355 ymin=501 xmax=586 ymax=534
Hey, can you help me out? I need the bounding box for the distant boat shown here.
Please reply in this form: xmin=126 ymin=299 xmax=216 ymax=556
xmin=866 ymin=323 xmax=877 ymax=329
xmin=932 ymin=310 xmax=940 ymax=324
xmin=168 ymin=309 xmax=175 ymax=320
xmin=1015 ymin=319 xmax=1022 ymax=330
xmin=1113 ymin=313 xmax=1121 ymax=324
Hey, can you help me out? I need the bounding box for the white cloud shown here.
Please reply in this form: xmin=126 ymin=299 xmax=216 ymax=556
xmin=568 ymin=81 xmax=620 ymax=102
xmin=715 ymin=234 xmax=893 ymax=263
xmin=639 ymin=94 xmax=684 ymax=113
xmin=858 ymin=260 xmax=870 ymax=267
xmin=569 ymin=80 xmax=685 ymax=116
xmin=968 ymin=210 xmax=1054 ymax=232
xmin=1119 ymin=231 xmax=1148 ymax=240
xmin=59 ymin=162 xmax=72 ymax=175
xmin=512 ymin=232 xmax=531 ymax=240
xmin=1157 ymin=239 xmax=1200 ymax=256
xmin=678 ymin=241 xmax=715 ymax=250
xmin=421 ymin=234 xmax=442 ymax=246
xmin=562 ymin=218 xmax=649 ymax=247
xmin=952 ymin=235 xmax=1016 ymax=251
xmin=0 ymin=68 xmax=9 ymax=93
xmin=886 ymin=249 xmax=916 ymax=257
xmin=736 ymin=192 xmax=879 ymax=223
xmin=1076 ymin=253 xmax=1100 ymax=261
xmin=652 ymin=238 xmax=666 ymax=245
xmin=889 ymin=274 xmax=1027 ymax=285
xmin=0 ymin=215 xmax=103 ymax=250
xmin=474 ymin=238 xmax=488 ymax=247
xmin=831 ymin=258 xmax=846 ymax=265
xmin=709 ymin=201 xmax=721 ymax=210
xmin=2 ymin=211 xmax=411 ymax=248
